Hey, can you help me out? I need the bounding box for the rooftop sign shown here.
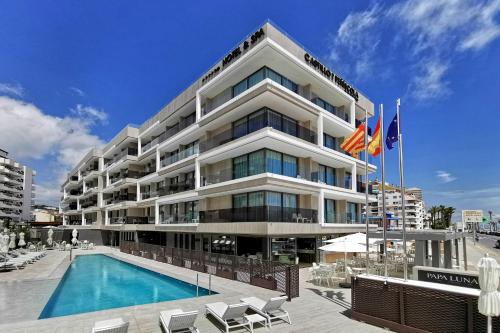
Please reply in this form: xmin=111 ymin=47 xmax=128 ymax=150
xmin=304 ymin=53 xmax=359 ymax=101
xmin=462 ymin=210 xmax=483 ymax=223
xmin=202 ymin=28 xmax=265 ymax=85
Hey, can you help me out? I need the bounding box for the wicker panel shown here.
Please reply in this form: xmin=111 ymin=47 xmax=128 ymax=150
xmin=352 ymin=278 xmax=401 ymax=324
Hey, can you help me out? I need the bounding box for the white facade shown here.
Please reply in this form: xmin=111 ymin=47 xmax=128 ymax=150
xmin=60 ymin=23 xmax=378 ymax=262
xmin=0 ymin=149 xmax=36 ymax=223
xmin=368 ymin=181 xmax=426 ymax=230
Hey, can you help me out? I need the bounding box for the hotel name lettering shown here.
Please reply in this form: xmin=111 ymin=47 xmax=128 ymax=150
xmin=202 ymin=28 xmax=265 ymax=84
xmin=418 ymin=270 xmax=480 ymax=289
xmin=304 ymin=53 xmax=359 ymax=102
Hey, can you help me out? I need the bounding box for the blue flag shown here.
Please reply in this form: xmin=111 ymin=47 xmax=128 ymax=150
xmin=386 ymin=114 xmax=399 ymax=150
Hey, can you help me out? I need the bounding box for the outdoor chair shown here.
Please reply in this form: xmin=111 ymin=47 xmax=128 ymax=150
xmin=240 ymin=296 xmax=291 ymax=327
xmin=92 ymin=317 xmax=129 ymax=333
xmin=159 ymin=309 xmax=199 ymax=333
xmin=205 ymin=302 xmax=250 ymax=333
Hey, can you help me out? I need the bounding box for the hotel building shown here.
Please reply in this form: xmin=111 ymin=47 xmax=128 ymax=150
xmin=368 ymin=180 xmax=426 ymax=230
xmin=60 ymin=22 xmax=377 ymax=264
xmin=0 ymin=149 xmax=36 ymax=223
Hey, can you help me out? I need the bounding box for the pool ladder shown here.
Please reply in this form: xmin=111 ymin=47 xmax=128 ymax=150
xmin=196 ymin=273 xmax=212 ymax=297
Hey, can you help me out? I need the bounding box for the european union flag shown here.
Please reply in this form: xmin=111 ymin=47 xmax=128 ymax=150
xmin=386 ymin=114 xmax=399 ymax=150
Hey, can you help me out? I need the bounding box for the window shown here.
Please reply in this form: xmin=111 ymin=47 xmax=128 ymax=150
xmin=266 ymin=191 xmax=281 ymax=206
xmin=266 ymin=150 xmax=282 ymax=174
xmin=347 ymin=202 xmax=358 ymax=223
xmin=248 ymin=109 xmax=266 ymax=133
xmin=232 ymin=67 xmax=299 ymax=97
xmin=282 ymin=115 xmax=297 ymax=137
xmin=345 ymin=171 xmax=352 ymax=189
xmin=283 ymin=154 xmax=297 ymax=177
xmin=233 ymin=118 xmax=247 ymax=139
xmin=233 ymin=194 xmax=247 ymax=208
xmin=324 ymin=133 xmax=337 ymax=150
xmin=283 ymin=193 xmax=297 ymax=208
xmin=325 ymin=199 xmax=336 ymax=223
xmin=233 ymin=149 xmax=299 ymax=180
xmin=319 ymin=164 xmax=336 ymax=186
xmin=233 ymin=155 xmax=248 ymax=179
xmin=248 ymin=150 xmax=265 ymax=176
xmin=248 ymin=191 xmax=265 ymax=207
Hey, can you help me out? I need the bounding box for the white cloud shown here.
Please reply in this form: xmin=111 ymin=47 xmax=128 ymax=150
xmin=70 ymin=104 xmax=108 ymax=125
xmin=436 ymin=170 xmax=457 ymax=183
xmin=69 ymin=86 xmax=85 ymax=97
xmin=0 ymin=96 xmax=106 ymax=204
xmin=328 ymin=0 xmax=500 ymax=101
xmin=0 ymin=82 xmax=24 ymax=97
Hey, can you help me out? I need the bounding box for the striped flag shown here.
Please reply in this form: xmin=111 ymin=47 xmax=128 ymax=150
xmin=368 ymin=118 xmax=382 ymax=156
xmin=340 ymin=123 xmax=366 ymax=154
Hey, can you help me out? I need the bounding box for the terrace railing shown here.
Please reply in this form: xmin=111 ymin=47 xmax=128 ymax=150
xmin=120 ymin=240 xmax=299 ymax=300
xmin=199 ymin=206 xmax=318 ymax=223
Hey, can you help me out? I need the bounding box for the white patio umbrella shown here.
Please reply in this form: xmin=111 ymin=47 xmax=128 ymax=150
xmin=0 ymin=234 xmax=9 ymax=254
xmin=71 ymin=229 xmax=78 ymax=246
xmin=319 ymin=240 xmax=368 ymax=281
xmin=8 ymin=233 xmax=16 ymax=250
xmin=47 ymin=228 xmax=54 ymax=246
xmin=18 ymin=232 xmax=26 ymax=248
xmin=478 ymin=254 xmax=500 ymax=333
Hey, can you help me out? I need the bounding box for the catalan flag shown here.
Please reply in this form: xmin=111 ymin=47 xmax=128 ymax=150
xmin=368 ymin=118 xmax=382 ymax=157
xmin=340 ymin=123 xmax=366 ymax=154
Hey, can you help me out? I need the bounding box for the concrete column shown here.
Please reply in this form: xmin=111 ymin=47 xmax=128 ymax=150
xmin=137 ymin=136 xmax=142 ymax=155
xmin=63 ymin=215 xmax=67 ymax=226
xmin=105 ymin=210 xmax=109 ymax=226
xmin=350 ymin=101 xmax=355 ymax=126
xmin=351 ymin=164 xmax=357 ymax=191
xmin=136 ymin=182 xmax=140 ymax=202
xmin=196 ymin=92 xmax=202 ymax=120
xmin=318 ymin=190 xmax=324 ymax=224
xmin=454 ymin=239 xmax=460 ymax=267
xmin=106 ymin=171 xmax=109 ymax=187
xmin=317 ymin=114 xmax=323 ymax=147
xmin=156 ymin=149 xmax=161 ymax=171
xmin=415 ymin=240 xmax=426 ymax=266
xmin=463 ymin=237 xmax=468 ymax=271
xmin=82 ymin=212 xmax=86 ymax=226
xmin=443 ymin=240 xmax=452 ymax=269
xmin=195 ymin=159 xmax=201 ymax=189
xmin=431 ymin=241 xmax=440 ymax=268
xmin=155 ymin=201 xmax=160 ymax=225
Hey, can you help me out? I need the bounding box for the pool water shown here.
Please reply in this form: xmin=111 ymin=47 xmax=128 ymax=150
xmin=39 ymin=254 xmax=212 ymax=318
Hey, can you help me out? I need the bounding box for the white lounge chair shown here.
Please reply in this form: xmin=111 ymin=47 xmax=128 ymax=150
xmin=240 ymin=296 xmax=291 ymax=327
xmin=159 ymin=309 xmax=199 ymax=333
xmin=92 ymin=317 xmax=129 ymax=333
xmin=205 ymin=302 xmax=250 ymax=333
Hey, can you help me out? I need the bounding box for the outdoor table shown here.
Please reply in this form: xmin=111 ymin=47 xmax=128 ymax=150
xmin=245 ymin=313 xmax=268 ymax=331
xmin=352 ymin=267 xmax=367 ymax=275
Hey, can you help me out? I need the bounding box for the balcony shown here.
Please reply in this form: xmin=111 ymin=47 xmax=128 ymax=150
xmin=141 ymin=114 xmax=196 ymax=152
xmin=356 ymin=181 xmax=375 ymax=195
xmin=108 ymin=170 xmax=143 ymax=185
xmin=104 ymin=148 xmax=138 ymax=168
xmin=159 ymin=213 xmax=199 ymax=224
xmin=199 ymin=109 xmax=316 ymax=153
xmin=160 ymin=145 xmax=199 ymax=168
xmin=109 ymin=216 xmax=151 ymax=224
xmin=199 ymin=206 xmax=318 ymax=223
xmin=103 ymin=194 xmax=137 ymax=205
xmin=140 ymin=181 xmax=195 ymax=200
xmin=81 ymin=200 xmax=98 ymax=209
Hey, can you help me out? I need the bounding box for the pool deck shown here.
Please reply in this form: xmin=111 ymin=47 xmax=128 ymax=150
xmin=0 ymin=247 xmax=385 ymax=333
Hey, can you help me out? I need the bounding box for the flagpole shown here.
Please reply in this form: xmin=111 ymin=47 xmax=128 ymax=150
xmin=380 ymin=103 xmax=388 ymax=278
xmin=396 ymin=98 xmax=408 ymax=281
xmin=364 ymin=108 xmax=370 ymax=274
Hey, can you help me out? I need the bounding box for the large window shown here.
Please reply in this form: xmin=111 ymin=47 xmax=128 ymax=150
xmin=345 ymin=171 xmax=352 ymax=189
xmin=232 ymin=67 xmax=298 ymax=97
xmin=347 ymin=202 xmax=358 ymax=223
xmin=232 ymin=149 xmax=298 ymax=179
xmin=318 ymin=164 xmax=336 ymax=186
xmin=232 ymin=191 xmax=298 ymax=208
xmin=324 ymin=133 xmax=339 ymax=151
xmin=324 ymin=199 xmax=336 ymax=223
xmin=312 ymin=97 xmax=350 ymax=123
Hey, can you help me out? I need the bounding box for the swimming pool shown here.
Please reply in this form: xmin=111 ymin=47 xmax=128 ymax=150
xmin=39 ymin=254 xmax=212 ymax=318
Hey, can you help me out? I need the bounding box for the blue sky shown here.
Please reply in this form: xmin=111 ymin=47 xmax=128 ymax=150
xmin=1 ymin=0 xmax=499 ymax=219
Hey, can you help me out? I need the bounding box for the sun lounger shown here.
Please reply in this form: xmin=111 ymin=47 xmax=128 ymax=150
xmin=205 ymin=302 xmax=250 ymax=333
xmin=159 ymin=309 xmax=199 ymax=333
xmin=92 ymin=317 xmax=129 ymax=333
xmin=240 ymin=296 xmax=291 ymax=327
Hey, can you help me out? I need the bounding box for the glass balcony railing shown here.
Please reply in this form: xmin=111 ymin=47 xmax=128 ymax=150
xmin=109 ymin=216 xmax=151 ymax=224
xmin=199 ymin=206 xmax=318 ymax=223
xmin=159 ymin=212 xmax=199 ymax=224
xmin=104 ymin=148 xmax=138 ymax=168
xmin=141 ymin=114 xmax=196 ymax=152
xmin=108 ymin=170 xmax=143 ymax=185
xmin=160 ymin=145 xmax=199 ymax=168
xmin=103 ymin=194 xmax=137 ymax=205
xmin=200 ymin=109 xmax=316 ymax=153
xmin=141 ymin=181 xmax=195 ymax=200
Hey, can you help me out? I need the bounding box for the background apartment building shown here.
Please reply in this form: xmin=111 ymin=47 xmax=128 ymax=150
xmin=0 ymin=149 xmax=36 ymax=224
xmin=368 ymin=180 xmax=426 ymax=230
xmin=60 ymin=22 xmax=377 ymax=264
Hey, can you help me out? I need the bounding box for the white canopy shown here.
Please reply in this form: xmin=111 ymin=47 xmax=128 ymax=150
xmin=0 ymin=234 xmax=9 ymax=253
xmin=18 ymin=232 xmax=26 ymax=247
xmin=319 ymin=241 xmax=368 ymax=253
xmin=324 ymin=232 xmax=379 ymax=245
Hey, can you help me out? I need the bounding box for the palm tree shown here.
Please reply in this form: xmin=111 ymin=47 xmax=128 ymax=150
xmin=443 ymin=207 xmax=456 ymax=228
xmin=428 ymin=206 xmax=439 ymax=229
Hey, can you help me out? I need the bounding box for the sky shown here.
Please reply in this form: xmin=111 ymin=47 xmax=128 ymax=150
xmin=1 ymin=0 xmax=499 ymax=220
